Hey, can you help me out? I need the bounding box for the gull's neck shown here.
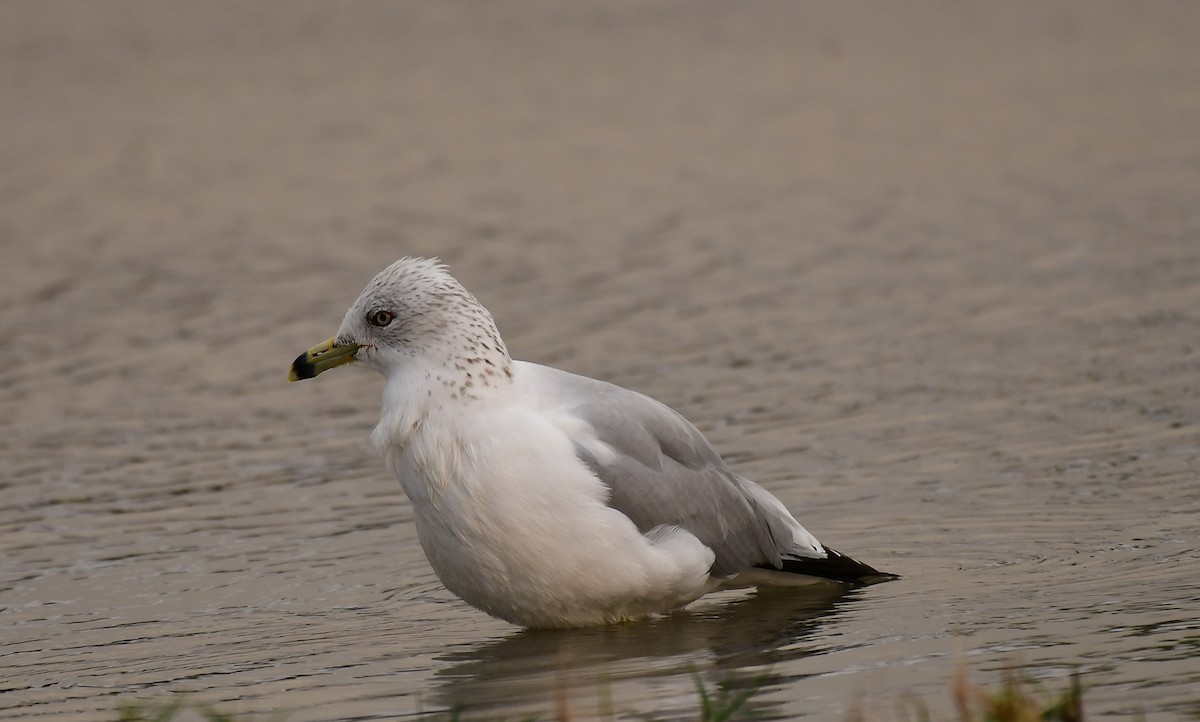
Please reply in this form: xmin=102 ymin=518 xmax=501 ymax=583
xmin=371 ymin=315 xmax=514 ymax=452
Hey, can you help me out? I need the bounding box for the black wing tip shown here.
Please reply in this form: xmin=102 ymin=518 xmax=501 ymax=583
xmin=759 ymin=545 xmax=899 ymax=585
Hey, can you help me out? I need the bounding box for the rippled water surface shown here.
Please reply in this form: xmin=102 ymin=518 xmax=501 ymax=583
xmin=3 ymin=2 xmax=1199 ymax=720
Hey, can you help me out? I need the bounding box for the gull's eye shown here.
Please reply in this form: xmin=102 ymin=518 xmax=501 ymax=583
xmin=368 ymin=309 xmax=395 ymax=327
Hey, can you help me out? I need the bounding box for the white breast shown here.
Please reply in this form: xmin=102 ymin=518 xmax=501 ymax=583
xmin=377 ymin=396 xmax=715 ymax=627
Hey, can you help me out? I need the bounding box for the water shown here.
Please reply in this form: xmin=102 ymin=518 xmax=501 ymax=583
xmin=3 ymin=2 xmax=1199 ymax=719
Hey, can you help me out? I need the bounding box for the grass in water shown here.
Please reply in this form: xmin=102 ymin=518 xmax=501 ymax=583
xmin=693 ymin=674 xmax=765 ymax=722
xmin=952 ymin=665 xmax=1084 ymax=722
xmin=117 ymin=696 xmax=284 ymax=722
xmin=115 ymin=666 xmax=1086 ymax=722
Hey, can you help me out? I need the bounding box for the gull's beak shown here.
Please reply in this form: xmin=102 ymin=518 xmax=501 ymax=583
xmin=288 ymin=337 xmax=361 ymax=382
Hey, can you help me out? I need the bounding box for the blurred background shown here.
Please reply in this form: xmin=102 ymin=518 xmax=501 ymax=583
xmin=3 ymin=2 xmax=1199 ymax=720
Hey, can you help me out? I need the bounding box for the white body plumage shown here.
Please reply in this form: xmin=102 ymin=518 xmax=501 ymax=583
xmin=373 ymin=360 xmax=717 ymax=628
xmin=288 ymin=257 xmax=894 ymax=628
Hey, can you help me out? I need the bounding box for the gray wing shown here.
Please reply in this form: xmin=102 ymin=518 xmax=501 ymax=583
xmin=527 ymin=364 xmax=802 ymax=577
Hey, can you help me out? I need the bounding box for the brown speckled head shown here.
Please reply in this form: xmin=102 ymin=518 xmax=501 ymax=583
xmin=333 ymin=258 xmax=513 ymax=394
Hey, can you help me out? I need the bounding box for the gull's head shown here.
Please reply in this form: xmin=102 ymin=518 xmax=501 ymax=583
xmin=288 ymin=257 xmax=510 ymax=383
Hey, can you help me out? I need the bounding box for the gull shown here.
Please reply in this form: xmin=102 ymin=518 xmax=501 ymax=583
xmin=289 ymin=258 xmax=895 ymax=628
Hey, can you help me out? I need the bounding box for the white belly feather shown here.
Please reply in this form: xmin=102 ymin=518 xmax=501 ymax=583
xmin=379 ymin=404 xmax=715 ymax=628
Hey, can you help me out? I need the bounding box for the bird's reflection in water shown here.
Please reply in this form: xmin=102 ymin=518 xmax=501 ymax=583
xmin=430 ymin=585 xmax=861 ymax=718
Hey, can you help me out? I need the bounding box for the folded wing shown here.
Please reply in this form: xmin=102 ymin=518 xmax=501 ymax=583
xmin=523 ymin=363 xmax=824 ymax=578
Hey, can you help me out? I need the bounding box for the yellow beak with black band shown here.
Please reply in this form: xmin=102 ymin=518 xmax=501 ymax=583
xmin=288 ymin=337 xmax=361 ymax=382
